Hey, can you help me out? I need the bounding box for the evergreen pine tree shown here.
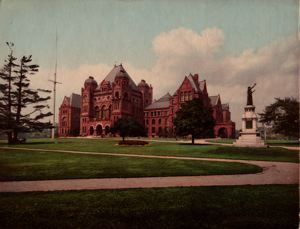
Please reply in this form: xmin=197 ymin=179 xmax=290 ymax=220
xmin=0 ymin=42 xmax=18 ymax=144
xmin=0 ymin=42 xmax=53 ymax=143
xmin=12 ymin=55 xmax=53 ymax=142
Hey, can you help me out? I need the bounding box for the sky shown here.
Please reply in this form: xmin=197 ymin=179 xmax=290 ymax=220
xmin=0 ymin=0 xmax=299 ymax=128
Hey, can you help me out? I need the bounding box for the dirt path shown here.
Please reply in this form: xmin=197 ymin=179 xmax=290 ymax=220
xmin=0 ymin=147 xmax=298 ymax=192
xmin=197 ymin=139 xmax=300 ymax=151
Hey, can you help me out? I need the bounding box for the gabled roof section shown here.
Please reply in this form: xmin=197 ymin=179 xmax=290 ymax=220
xmin=102 ymin=64 xmax=138 ymax=90
xmin=187 ymin=73 xmax=200 ymax=92
xmin=61 ymin=96 xmax=70 ymax=106
xmin=70 ymin=93 xmax=81 ymax=108
xmin=145 ymin=93 xmax=171 ymax=110
xmin=209 ymin=95 xmax=220 ymax=106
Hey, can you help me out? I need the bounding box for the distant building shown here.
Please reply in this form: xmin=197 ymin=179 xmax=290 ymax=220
xmin=58 ymin=93 xmax=81 ymax=136
xmin=144 ymin=74 xmax=235 ymax=138
xmin=58 ymin=65 xmax=235 ymax=138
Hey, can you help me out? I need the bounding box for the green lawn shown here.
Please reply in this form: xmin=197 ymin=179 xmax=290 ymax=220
xmin=0 ymin=149 xmax=262 ymax=181
xmin=207 ymin=138 xmax=300 ymax=146
xmin=0 ymin=185 xmax=298 ymax=229
xmin=1 ymin=137 xmax=298 ymax=163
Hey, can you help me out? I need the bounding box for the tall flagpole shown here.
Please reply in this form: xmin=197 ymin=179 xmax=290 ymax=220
xmin=49 ymin=29 xmax=61 ymax=140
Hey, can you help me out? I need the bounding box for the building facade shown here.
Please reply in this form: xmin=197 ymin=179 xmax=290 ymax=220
xmin=79 ymin=64 xmax=152 ymax=136
xmin=144 ymin=73 xmax=235 ymax=138
xmin=59 ymin=65 xmax=235 ymax=138
xmin=58 ymin=93 xmax=81 ymax=136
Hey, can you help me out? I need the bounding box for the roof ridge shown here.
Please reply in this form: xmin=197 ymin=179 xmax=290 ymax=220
xmin=101 ymin=64 xmax=138 ymax=89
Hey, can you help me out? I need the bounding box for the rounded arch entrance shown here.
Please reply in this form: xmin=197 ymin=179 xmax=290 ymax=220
xmin=218 ymin=127 xmax=228 ymax=138
xmin=96 ymin=124 xmax=103 ymax=136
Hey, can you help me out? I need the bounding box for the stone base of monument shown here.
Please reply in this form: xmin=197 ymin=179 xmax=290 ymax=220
xmin=233 ymin=105 xmax=266 ymax=147
xmin=234 ymin=132 xmax=265 ymax=147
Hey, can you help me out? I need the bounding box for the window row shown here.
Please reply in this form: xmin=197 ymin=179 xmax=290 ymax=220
xmin=145 ymin=110 xmax=168 ymax=117
xmin=145 ymin=118 xmax=168 ymax=126
xmin=94 ymin=105 xmax=112 ymax=119
xmin=94 ymin=96 xmax=111 ymax=101
xmin=60 ymin=128 xmax=69 ymax=135
xmin=180 ymin=91 xmax=193 ymax=102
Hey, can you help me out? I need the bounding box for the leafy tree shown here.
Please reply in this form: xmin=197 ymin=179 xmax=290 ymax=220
xmin=173 ymin=98 xmax=215 ymax=144
xmin=0 ymin=42 xmax=53 ymax=144
xmin=259 ymin=97 xmax=299 ymax=138
xmin=111 ymin=117 xmax=145 ymax=142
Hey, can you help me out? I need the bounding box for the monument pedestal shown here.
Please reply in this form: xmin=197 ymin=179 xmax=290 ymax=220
xmin=234 ymin=105 xmax=265 ymax=147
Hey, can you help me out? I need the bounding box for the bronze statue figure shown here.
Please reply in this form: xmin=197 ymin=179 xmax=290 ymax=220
xmin=247 ymin=83 xmax=256 ymax=105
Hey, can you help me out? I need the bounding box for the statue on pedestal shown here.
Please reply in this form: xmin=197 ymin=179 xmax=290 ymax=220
xmin=234 ymin=82 xmax=265 ymax=147
xmin=247 ymin=83 xmax=256 ymax=105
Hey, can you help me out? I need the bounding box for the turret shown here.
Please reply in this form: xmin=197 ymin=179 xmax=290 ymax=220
xmin=138 ymin=79 xmax=153 ymax=108
xmin=84 ymin=76 xmax=97 ymax=90
xmin=81 ymin=76 xmax=97 ymax=118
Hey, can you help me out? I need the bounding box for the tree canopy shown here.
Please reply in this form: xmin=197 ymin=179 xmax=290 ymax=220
xmin=0 ymin=42 xmax=53 ymax=144
xmin=259 ymin=97 xmax=299 ymax=138
xmin=173 ymin=98 xmax=215 ymax=144
xmin=111 ymin=117 xmax=145 ymax=141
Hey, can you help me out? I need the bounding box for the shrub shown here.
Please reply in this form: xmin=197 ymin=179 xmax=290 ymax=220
xmin=118 ymin=140 xmax=149 ymax=146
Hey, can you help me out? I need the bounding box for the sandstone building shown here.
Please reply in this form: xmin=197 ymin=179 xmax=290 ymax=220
xmin=58 ymin=64 xmax=235 ymax=138
xmin=144 ymin=73 xmax=235 ymax=138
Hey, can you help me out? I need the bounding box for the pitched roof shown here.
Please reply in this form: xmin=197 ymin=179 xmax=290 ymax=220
xmin=145 ymin=93 xmax=171 ymax=110
xmin=187 ymin=74 xmax=200 ymax=92
xmin=102 ymin=64 xmax=138 ymax=90
xmin=70 ymin=93 xmax=81 ymax=108
xmin=209 ymin=95 xmax=220 ymax=106
xmin=62 ymin=96 xmax=70 ymax=106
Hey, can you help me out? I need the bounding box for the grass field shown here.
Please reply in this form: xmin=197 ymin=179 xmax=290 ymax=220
xmin=207 ymin=138 xmax=300 ymax=146
xmin=1 ymin=137 xmax=298 ymax=163
xmin=0 ymin=148 xmax=262 ymax=181
xmin=0 ymin=185 xmax=298 ymax=229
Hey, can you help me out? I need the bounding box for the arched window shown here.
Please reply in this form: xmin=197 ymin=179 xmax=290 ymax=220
xmin=152 ymin=119 xmax=155 ymax=125
xmin=101 ymin=105 xmax=106 ymax=119
xmin=94 ymin=106 xmax=100 ymax=119
xmin=115 ymin=91 xmax=119 ymax=99
xmin=158 ymin=119 xmax=161 ymax=125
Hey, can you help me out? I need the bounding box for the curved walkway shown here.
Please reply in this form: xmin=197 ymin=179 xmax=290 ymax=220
xmin=0 ymin=147 xmax=298 ymax=192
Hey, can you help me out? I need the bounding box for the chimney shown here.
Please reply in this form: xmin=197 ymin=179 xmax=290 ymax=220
xmin=193 ymin=74 xmax=199 ymax=82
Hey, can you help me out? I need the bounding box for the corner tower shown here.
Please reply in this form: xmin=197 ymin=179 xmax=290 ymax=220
xmin=80 ymin=76 xmax=97 ymax=136
xmin=138 ymin=79 xmax=153 ymax=109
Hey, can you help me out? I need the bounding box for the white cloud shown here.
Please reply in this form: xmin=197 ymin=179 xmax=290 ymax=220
xmin=35 ymin=27 xmax=299 ymax=128
xmin=153 ymin=27 xmax=224 ymax=58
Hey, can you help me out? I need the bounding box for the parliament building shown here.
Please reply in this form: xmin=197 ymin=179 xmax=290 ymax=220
xmin=58 ymin=64 xmax=235 ymax=138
